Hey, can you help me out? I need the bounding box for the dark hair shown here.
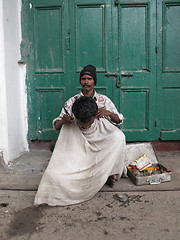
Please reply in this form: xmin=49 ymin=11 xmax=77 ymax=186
xmin=72 ymin=96 xmax=98 ymax=123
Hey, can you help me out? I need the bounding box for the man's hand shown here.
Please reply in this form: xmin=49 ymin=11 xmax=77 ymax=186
xmin=96 ymin=108 xmax=111 ymax=119
xmin=96 ymin=108 xmax=120 ymax=124
xmin=62 ymin=114 xmax=74 ymax=126
xmin=54 ymin=115 xmax=74 ymax=130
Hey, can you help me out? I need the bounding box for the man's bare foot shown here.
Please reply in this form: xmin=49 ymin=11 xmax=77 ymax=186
xmin=105 ymin=174 xmax=117 ymax=188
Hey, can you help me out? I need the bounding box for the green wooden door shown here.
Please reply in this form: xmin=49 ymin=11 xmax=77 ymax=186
xmin=69 ymin=0 xmax=114 ymax=100
xmin=110 ymin=0 xmax=157 ymax=141
xmin=22 ymin=0 xmax=71 ymax=140
xmin=157 ymin=0 xmax=180 ymax=140
xmin=22 ymin=0 xmax=180 ymax=141
xmin=22 ymin=0 xmax=115 ymax=141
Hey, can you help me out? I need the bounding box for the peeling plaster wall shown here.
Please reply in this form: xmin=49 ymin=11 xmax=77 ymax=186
xmin=0 ymin=0 xmax=28 ymax=164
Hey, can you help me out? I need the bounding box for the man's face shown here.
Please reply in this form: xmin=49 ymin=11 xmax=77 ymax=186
xmin=76 ymin=117 xmax=95 ymax=130
xmin=80 ymin=75 xmax=95 ymax=92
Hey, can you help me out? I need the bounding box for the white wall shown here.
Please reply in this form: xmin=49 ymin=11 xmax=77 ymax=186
xmin=0 ymin=0 xmax=28 ymax=164
xmin=0 ymin=0 xmax=8 ymax=162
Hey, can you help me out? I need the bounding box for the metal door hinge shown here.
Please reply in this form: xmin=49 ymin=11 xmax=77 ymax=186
xmin=114 ymin=0 xmax=119 ymax=6
xmin=155 ymin=45 xmax=158 ymax=53
xmin=105 ymin=73 xmax=120 ymax=88
xmin=18 ymin=59 xmax=25 ymax=65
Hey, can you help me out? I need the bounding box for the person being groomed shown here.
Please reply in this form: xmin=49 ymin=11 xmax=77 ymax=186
xmin=34 ymin=96 xmax=127 ymax=206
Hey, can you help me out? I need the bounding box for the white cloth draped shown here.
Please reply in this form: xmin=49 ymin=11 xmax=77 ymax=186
xmin=34 ymin=118 xmax=127 ymax=206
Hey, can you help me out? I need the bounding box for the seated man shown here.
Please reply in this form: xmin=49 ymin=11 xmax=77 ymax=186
xmin=34 ymin=96 xmax=127 ymax=206
xmin=50 ymin=64 xmax=124 ymax=152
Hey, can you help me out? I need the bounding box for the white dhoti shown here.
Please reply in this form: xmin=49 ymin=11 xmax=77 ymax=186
xmin=34 ymin=118 xmax=127 ymax=206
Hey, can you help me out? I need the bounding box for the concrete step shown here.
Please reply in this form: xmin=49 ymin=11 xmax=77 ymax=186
xmin=0 ymin=149 xmax=179 ymax=192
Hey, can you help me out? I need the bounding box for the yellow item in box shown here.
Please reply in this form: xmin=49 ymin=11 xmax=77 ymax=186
xmin=129 ymin=154 xmax=152 ymax=171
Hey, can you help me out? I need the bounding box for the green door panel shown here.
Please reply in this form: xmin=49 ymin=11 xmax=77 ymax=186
xmin=36 ymin=88 xmax=65 ymax=140
xmin=112 ymin=0 xmax=157 ymax=141
xmin=75 ymin=2 xmax=106 ymax=69
xmin=22 ymin=0 xmax=70 ymax=140
xmin=34 ymin=7 xmax=63 ymax=72
xmin=70 ymin=0 xmax=113 ymax=100
xmin=157 ymin=0 xmax=180 ymax=140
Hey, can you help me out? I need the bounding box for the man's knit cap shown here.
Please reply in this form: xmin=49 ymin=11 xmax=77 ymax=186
xmin=80 ymin=65 xmax=97 ymax=85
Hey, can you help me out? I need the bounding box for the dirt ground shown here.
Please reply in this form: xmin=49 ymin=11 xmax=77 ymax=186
xmin=0 ymin=190 xmax=179 ymax=240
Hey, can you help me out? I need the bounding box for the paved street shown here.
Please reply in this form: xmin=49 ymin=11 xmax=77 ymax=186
xmin=0 ymin=147 xmax=179 ymax=240
xmin=0 ymin=189 xmax=179 ymax=240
